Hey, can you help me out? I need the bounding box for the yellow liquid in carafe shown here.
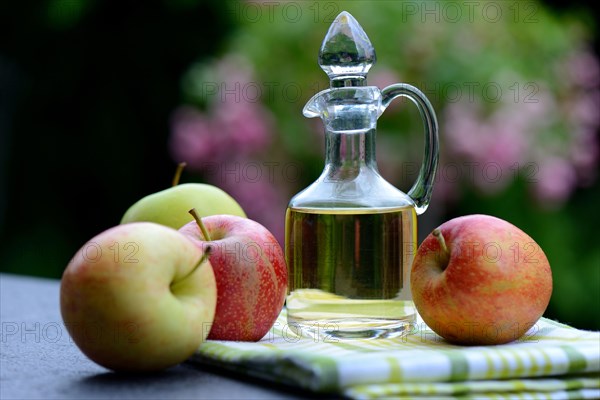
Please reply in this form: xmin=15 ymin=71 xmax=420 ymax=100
xmin=285 ymin=206 xmax=417 ymax=339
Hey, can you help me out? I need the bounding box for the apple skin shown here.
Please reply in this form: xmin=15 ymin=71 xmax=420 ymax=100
xmin=179 ymin=215 xmax=287 ymax=341
xmin=410 ymin=214 xmax=553 ymax=345
xmin=121 ymin=183 xmax=246 ymax=229
xmin=60 ymin=222 xmax=217 ymax=372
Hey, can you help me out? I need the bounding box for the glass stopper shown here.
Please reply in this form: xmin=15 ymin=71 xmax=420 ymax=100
xmin=318 ymin=11 xmax=376 ymax=87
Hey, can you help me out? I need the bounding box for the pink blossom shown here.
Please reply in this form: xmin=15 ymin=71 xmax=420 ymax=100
xmin=170 ymin=54 xmax=275 ymax=168
xmin=213 ymin=101 xmax=274 ymax=155
xmin=567 ymin=91 xmax=600 ymax=128
xmin=563 ymin=50 xmax=600 ymax=89
xmin=169 ymin=107 xmax=222 ymax=169
xmin=532 ymin=158 xmax=578 ymax=206
xmin=444 ymin=102 xmax=486 ymax=159
xmin=486 ymin=124 xmax=528 ymax=168
xmin=570 ymin=127 xmax=599 ymax=185
xmin=444 ymin=100 xmax=542 ymax=195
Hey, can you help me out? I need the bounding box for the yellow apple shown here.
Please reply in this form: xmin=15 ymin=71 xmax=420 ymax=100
xmin=60 ymin=222 xmax=217 ymax=372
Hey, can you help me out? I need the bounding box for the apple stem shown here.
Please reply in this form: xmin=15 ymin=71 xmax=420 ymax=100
xmin=171 ymin=246 xmax=212 ymax=288
xmin=172 ymin=162 xmax=187 ymax=187
xmin=189 ymin=208 xmax=212 ymax=241
xmin=432 ymin=228 xmax=450 ymax=263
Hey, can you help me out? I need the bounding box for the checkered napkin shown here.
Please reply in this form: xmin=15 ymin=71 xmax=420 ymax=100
xmin=190 ymin=306 xmax=600 ymax=399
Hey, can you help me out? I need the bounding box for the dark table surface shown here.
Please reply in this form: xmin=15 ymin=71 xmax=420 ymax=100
xmin=0 ymin=273 xmax=336 ymax=400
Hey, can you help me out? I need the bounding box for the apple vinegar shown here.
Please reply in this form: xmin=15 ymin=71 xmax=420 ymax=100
xmin=285 ymin=12 xmax=440 ymax=339
xmin=285 ymin=206 xmax=417 ymax=339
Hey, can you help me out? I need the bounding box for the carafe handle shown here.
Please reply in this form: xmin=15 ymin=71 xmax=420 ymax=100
xmin=380 ymin=84 xmax=439 ymax=214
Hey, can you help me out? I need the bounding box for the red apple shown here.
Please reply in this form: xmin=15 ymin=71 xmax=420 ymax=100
xmin=410 ymin=214 xmax=553 ymax=345
xmin=179 ymin=210 xmax=287 ymax=341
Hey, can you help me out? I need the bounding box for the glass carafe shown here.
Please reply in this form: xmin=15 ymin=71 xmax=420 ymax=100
xmin=285 ymin=11 xmax=439 ymax=339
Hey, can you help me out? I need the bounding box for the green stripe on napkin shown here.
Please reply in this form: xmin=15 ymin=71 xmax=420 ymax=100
xmin=345 ymin=376 xmax=600 ymax=399
xmin=190 ymin=307 xmax=600 ymax=399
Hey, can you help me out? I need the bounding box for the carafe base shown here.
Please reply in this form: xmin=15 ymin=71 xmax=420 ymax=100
xmin=286 ymin=313 xmax=416 ymax=340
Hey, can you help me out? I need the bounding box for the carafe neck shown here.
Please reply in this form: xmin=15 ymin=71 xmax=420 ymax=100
xmin=324 ymin=129 xmax=377 ymax=179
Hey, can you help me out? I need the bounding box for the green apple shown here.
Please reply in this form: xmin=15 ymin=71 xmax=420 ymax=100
xmin=121 ymin=163 xmax=246 ymax=229
xmin=60 ymin=222 xmax=217 ymax=372
xmin=122 ymin=183 xmax=246 ymax=229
